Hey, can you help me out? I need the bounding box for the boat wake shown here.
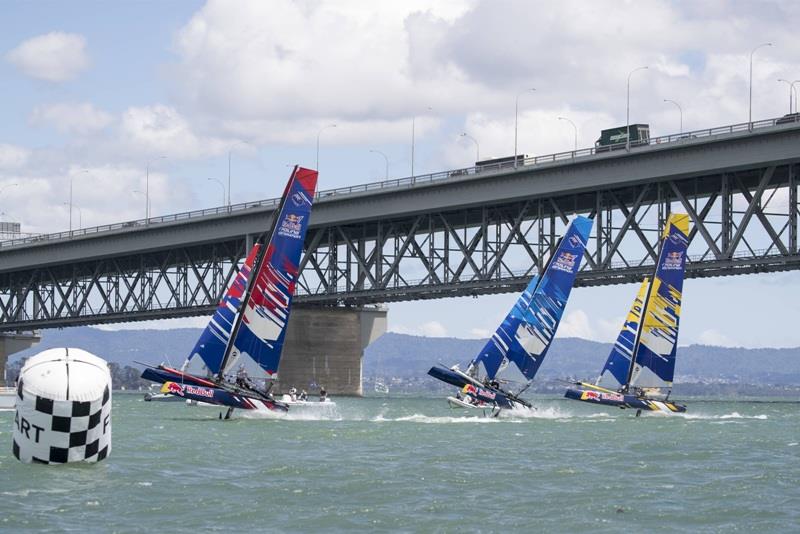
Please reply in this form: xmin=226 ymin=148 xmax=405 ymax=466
xmin=372 ymin=413 xmax=506 ymax=424
xmin=677 ymin=411 xmax=769 ymax=420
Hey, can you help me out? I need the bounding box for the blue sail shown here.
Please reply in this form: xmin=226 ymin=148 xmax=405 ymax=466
xmin=470 ymin=216 xmax=593 ymax=380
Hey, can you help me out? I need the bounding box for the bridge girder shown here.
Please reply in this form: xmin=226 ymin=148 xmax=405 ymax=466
xmin=0 ymin=162 xmax=797 ymax=331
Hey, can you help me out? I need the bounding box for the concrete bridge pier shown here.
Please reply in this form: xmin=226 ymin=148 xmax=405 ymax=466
xmin=1 ymin=331 xmax=41 ymax=384
xmin=278 ymin=306 xmax=387 ymax=396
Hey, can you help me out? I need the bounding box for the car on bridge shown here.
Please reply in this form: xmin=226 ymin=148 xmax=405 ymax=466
xmin=776 ymin=113 xmax=800 ymax=125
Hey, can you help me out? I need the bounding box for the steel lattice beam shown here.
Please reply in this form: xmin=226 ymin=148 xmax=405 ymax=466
xmin=0 ymin=162 xmax=799 ymax=330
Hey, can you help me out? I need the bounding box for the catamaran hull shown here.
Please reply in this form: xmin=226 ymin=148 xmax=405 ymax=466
xmin=428 ymin=365 xmax=527 ymax=410
xmin=160 ymin=381 xmax=288 ymax=413
xmin=564 ymin=388 xmax=686 ymax=413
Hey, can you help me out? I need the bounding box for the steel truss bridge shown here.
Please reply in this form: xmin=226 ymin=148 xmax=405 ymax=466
xmin=0 ymin=117 xmax=799 ymax=330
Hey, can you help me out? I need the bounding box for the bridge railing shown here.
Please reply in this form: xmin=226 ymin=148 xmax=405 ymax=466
xmin=1 ymin=114 xmax=797 ymax=250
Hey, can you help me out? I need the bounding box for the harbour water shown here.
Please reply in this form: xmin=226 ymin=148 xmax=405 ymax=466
xmin=1 ymin=395 xmax=798 ymax=532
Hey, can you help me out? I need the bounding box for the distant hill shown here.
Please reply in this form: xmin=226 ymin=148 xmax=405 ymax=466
xmin=9 ymin=328 xmax=800 ymax=386
xmin=362 ymin=333 xmax=800 ymax=386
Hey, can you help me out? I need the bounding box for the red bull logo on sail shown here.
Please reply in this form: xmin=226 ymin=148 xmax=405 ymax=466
xmin=552 ymin=252 xmax=577 ymax=273
xmin=663 ymin=251 xmax=683 ymax=270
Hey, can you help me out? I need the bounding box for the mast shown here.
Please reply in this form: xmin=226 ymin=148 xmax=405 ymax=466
xmin=622 ymin=276 xmax=654 ymax=392
xmin=215 ymin=166 xmax=298 ymax=382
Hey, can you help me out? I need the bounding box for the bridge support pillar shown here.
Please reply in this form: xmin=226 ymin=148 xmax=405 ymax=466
xmin=0 ymin=331 xmax=41 ymax=385
xmin=278 ymin=306 xmax=387 ymax=396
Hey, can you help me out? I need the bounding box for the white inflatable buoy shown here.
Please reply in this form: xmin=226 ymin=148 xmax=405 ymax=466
xmin=13 ymin=348 xmax=112 ymax=464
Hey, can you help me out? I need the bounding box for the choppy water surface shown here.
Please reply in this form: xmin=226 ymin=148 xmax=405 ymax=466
xmin=1 ymin=395 xmax=798 ymax=532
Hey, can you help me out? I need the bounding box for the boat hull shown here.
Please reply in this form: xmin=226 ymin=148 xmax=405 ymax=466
xmin=564 ymin=387 xmax=686 ymax=413
xmin=428 ymin=365 xmax=529 ymax=410
xmin=160 ymin=381 xmax=288 ymax=413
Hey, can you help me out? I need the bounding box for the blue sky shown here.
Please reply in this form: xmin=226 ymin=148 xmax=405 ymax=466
xmin=2 ymin=0 xmax=800 ymax=348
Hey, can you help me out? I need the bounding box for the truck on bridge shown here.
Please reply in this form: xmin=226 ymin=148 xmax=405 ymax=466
xmin=596 ymin=124 xmax=650 ymax=152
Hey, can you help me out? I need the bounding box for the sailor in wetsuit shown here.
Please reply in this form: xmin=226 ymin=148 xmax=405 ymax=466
xmin=236 ymin=365 xmax=253 ymax=390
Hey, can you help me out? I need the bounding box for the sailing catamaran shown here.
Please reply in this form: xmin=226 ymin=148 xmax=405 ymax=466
xmin=428 ymin=215 xmax=593 ymax=414
xmin=140 ymin=166 xmax=318 ymax=417
xmin=564 ymin=213 xmax=690 ymax=415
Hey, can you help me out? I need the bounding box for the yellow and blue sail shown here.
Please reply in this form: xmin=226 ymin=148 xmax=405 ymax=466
xmin=595 ymin=277 xmax=649 ymax=390
xmin=470 ymin=216 xmax=593 ymax=380
xmin=627 ymin=213 xmax=690 ymax=390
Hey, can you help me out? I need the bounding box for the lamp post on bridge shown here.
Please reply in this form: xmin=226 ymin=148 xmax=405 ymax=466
xmin=626 ymin=66 xmax=648 ymax=152
xmin=227 ymin=141 xmax=252 ymax=209
xmin=369 ymin=149 xmax=389 ymax=180
xmin=460 ymin=132 xmax=479 ymax=162
xmin=749 ymin=43 xmax=772 ymax=128
xmin=557 ymin=117 xmax=578 ymax=152
xmin=132 ymin=190 xmax=146 ymax=220
xmin=145 ymin=156 xmax=167 ymax=224
xmin=663 ymin=99 xmax=683 ymax=134
xmin=411 ymin=107 xmax=433 ymax=178
xmin=207 ymin=178 xmax=226 ymax=206
xmin=62 ymin=202 xmax=82 ymax=229
xmin=777 ymin=79 xmax=799 ymax=114
xmin=514 ymin=88 xmax=535 ymax=168
xmin=316 ymin=124 xmax=337 ymax=173
xmin=0 ymin=183 xmax=18 ymax=224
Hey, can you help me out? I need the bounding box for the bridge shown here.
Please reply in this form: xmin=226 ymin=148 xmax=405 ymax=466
xmin=1 ymin=115 xmax=798 ymax=331
xmin=2 ymin=115 xmax=798 ymax=394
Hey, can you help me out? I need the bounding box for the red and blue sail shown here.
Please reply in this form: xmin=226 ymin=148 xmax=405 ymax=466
xmin=183 ymin=167 xmax=318 ymax=380
xmin=470 ymin=216 xmax=593 ymax=381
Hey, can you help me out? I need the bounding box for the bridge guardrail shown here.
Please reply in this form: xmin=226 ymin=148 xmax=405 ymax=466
xmin=1 ymin=115 xmax=797 ymax=250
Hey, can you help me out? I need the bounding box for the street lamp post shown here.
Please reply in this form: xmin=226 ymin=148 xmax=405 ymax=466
xmin=132 ymin=190 xmax=146 ymax=219
xmin=460 ymin=133 xmax=480 ymax=162
xmin=0 ymin=183 xmax=19 ymax=222
xmin=145 ymin=156 xmax=166 ymax=223
xmin=514 ymin=88 xmax=536 ymax=168
xmin=369 ymin=149 xmax=389 ymax=179
xmin=793 ymin=81 xmax=800 ymax=114
xmin=749 ymin=43 xmax=772 ymax=127
xmin=227 ymin=140 xmax=251 ymax=209
xmin=316 ymin=124 xmax=337 ymax=172
xmin=557 ymin=117 xmax=578 ymax=152
xmin=63 ymin=203 xmax=82 ymax=229
xmin=663 ymin=99 xmax=683 ymax=134
xmin=208 ymin=178 xmax=226 ymax=206
xmin=777 ymin=79 xmax=796 ymax=114
xmin=626 ymin=66 xmax=649 ymax=151
xmin=411 ymin=107 xmax=433 ymax=178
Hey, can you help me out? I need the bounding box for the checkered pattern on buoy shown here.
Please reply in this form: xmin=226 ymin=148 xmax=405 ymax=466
xmin=12 ymin=348 xmax=112 ymax=465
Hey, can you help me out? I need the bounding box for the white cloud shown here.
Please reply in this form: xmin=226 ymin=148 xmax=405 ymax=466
xmin=696 ymin=329 xmax=739 ymax=348
xmin=389 ymin=320 xmax=448 ymax=337
xmin=0 ymin=144 xmax=30 ymax=169
xmin=557 ymin=309 xmax=595 ymax=340
xmin=31 ymin=102 xmax=114 ymax=134
xmin=119 ymin=105 xmax=230 ymax=159
xmin=6 ymin=32 xmax=89 ymax=82
xmin=468 ymin=327 xmax=492 ymax=339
